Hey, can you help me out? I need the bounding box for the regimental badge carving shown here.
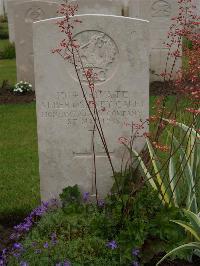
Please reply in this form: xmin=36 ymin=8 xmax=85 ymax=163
xmin=25 ymin=7 xmax=45 ymax=23
xmin=151 ymin=0 xmax=171 ymax=17
xmin=68 ymin=30 xmax=119 ymax=84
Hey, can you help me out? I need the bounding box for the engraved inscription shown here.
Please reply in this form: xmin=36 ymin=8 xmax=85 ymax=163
xmin=25 ymin=7 xmax=45 ymax=23
xmin=40 ymin=88 xmax=145 ymax=129
xmin=151 ymin=0 xmax=171 ymax=17
xmin=68 ymin=31 xmax=119 ymax=84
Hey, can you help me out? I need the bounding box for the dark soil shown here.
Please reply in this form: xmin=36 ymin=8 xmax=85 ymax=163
xmin=150 ymin=81 xmax=177 ymax=96
xmin=145 ymin=256 xmax=200 ymax=265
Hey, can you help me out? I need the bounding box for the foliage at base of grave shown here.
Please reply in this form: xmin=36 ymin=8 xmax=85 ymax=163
xmin=5 ymin=184 xmax=192 ymax=266
xmin=130 ymin=119 xmax=200 ymax=213
xmin=0 ymin=42 xmax=15 ymax=60
xmin=0 ymin=22 xmax=8 ymax=39
xmin=157 ymin=209 xmax=200 ymax=265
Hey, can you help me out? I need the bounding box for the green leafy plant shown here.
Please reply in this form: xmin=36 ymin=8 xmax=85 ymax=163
xmin=157 ymin=209 xmax=200 ymax=265
xmin=59 ymin=185 xmax=82 ymax=214
xmin=0 ymin=22 xmax=9 ymax=39
xmin=131 ymin=120 xmax=200 ymax=213
xmin=6 ymin=185 xmax=187 ymax=266
xmin=0 ymin=15 xmax=7 ymax=23
xmin=0 ymin=42 xmax=15 ymax=59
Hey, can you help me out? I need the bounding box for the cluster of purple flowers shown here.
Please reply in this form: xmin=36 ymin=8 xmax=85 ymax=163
xmin=10 ymin=199 xmax=58 ymax=241
xmin=82 ymin=192 xmax=105 ymax=208
xmin=0 ymin=199 xmax=59 ymax=266
xmin=83 ymin=192 xmax=90 ymax=202
xmin=105 ymin=241 xmax=140 ymax=265
xmin=132 ymin=248 xmax=140 ymax=266
xmin=0 ymin=249 xmax=6 ymax=266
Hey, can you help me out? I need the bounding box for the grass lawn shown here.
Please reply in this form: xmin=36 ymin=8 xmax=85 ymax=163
xmin=0 ymin=59 xmax=16 ymax=86
xmin=0 ymin=103 xmax=40 ymax=222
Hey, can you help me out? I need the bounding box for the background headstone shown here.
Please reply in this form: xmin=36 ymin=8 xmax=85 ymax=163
xmin=7 ymin=0 xmax=122 ymax=43
xmin=71 ymin=0 xmax=122 ymax=15
xmin=33 ymin=14 xmax=149 ymax=201
xmin=7 ymin=0 xmax=29 ymax=42
xmin=14 ymin=1 xmax=61 ymax=88
xmin=7 ymin=0 xmax=62 ymax=43
xmin=129 ymin=0 xmax=181 ymax=81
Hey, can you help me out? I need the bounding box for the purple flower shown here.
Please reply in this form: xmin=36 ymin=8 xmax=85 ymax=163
xmin=106 ymin=240 xmax=117 ymax=250
xmin=51 ymin=233 xmax=57 ymax=245
xmin=0 ymin=259 xmax=4 ymax=266
xmin=55 ymin=263 xmax=62 ymax=266
xmin=11 ymin=199 xmax=59 ymax=241
xmin=98 ymin=199 xmax=105 ymax=207
xmin=83 ymin=192 xmax=90 ymax=202
xmin=1 ymin=249 xmax=6 ymax=256
xmin=31 ymin=242 xmax=36 ymax=247
xmin=132 ymin=248 xmax=140 ymax=257
xmin=13 ymin=253 xmax=21 ymax=258
xmin=20 ymin=262 xmax=29 ymax=266
xmin=132 ymin=261 xmax=140 ymax=266
xmin=13 ymin=243 xmax=23 ymax=249
xmin=63 ymin=261 xmax=71 ymax=266
xmin=43 ymin=242 xmax=49 ymax=249
xmin=35 ymin=249 xmax=41 ymax=254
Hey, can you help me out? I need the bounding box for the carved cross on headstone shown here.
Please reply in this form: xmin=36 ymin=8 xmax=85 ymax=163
xmin=73 ymin=127 xmax=114 ymax=194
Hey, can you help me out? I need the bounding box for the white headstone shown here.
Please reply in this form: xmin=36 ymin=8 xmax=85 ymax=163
xmin=129 ymin=0 xmax=181 ymax=81
xmin=14 ymin=1 xmax=61 ymax=88
xmin=7 ymin=0 xmax=61 ymax=43
xmin=7 ymin=0 xmax=27 ymax=42
xmin=72 ymin=0 xmax=122 ymax=15
xmin=33 ymin=14 xmax=149 ymax=201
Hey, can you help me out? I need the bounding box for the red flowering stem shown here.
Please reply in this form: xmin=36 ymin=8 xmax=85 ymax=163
xmin=70 ymin=45 xmax=122 ymax=200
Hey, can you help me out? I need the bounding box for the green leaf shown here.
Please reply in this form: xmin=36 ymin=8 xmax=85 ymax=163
xmin=156 ymin=242 xmax=200 ymax=265
xmin=169 ymin=155 xmax=179 ymax=207
xmin=131 ymin=149 xmax=156 ymax=189
xmin=146 ymin=138 xmax=171 ymax=205
xmin=184 ymin=210 xmax=200 ymax=238
xmin=172 ymin=135 xmax=198 ymax=213
xmin=171 ymin=219 xmax=200 ymax=241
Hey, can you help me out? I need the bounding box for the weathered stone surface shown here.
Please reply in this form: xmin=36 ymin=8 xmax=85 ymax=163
xmin=71 ymin=0 xmax=122 ymax=15
xmin=33 ymin=15 xmax=149 ymax=201
xmin=7 ymin=0 xmax=27 ymax=42
xmin=7 ymin=0 xmax=61 ymax=42
xmin=14 ymin=1 xmax=60 ymax=88
xmin=129 ymin=0 xmax=180 ymax=81
xmin=7 ymin=0 xmax=122 ymax=43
